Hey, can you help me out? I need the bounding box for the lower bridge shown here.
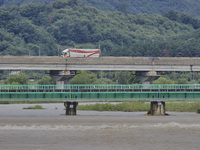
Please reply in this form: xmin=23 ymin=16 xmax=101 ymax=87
xmin=1 ymin=84 xmax=200 ymax=115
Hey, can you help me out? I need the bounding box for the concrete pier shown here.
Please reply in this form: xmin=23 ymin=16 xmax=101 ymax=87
xmin=64 ymin=102 xmax=78 ymax=115
xmin=149 ymin=101 xmax=166 ymax=116
xmin=50 ymin=70 xmax=76 ymax=85
xmin=136 ymin=71 xmax=161 ymax=84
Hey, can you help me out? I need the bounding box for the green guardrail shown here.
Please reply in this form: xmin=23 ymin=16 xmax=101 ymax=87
xmin=1 ymin=84 xmax=200 ymax=100
xmin=0 ymin=84 xmax=200 ymax=91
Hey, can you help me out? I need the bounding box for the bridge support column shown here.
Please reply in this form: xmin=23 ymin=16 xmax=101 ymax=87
xmin=149 ymin=101 xmax=166 ymax=116
xmin=64 ymin=102 xmax=78 ymax=115
xmin=136 ymin=71 xmax=161 ymax=84
xmin=50 ymin=70 xmax=76 ymax=85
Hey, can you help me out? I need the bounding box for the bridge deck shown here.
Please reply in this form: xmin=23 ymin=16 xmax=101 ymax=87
xmin=1 ymin=56 xmax=200 ymax=71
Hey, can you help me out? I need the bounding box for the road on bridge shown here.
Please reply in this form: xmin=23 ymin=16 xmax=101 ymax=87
xmin=1 ymin=56 xmax=200 ymax=71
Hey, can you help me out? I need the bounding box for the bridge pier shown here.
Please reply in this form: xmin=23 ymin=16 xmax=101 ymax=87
xmin=50 ymin=70 xmax=76 ymax=85
xmin=136 ymin=71 xmax=161 ymax=84
xmin=64 ymin=102 xmax=78 ymax=115
xmin=148 ymin=101 xmax=166 ymax=116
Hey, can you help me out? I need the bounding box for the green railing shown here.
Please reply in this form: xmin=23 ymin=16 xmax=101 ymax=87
xmin=1 ymin=84 xmax=200 ymax=101
xmin=1 ymin=84 xmax=200 ymax=92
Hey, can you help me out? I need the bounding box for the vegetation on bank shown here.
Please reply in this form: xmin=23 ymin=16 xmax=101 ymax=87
xmin=77 ymin=101 xmax=200 ymax=113
xmin=1 ymin=100 xmax=200 ymax=113
xmin=77 ymin=102 xmax=149 ymax=112
xmin=23 ymin=105 xmax=45 ymax=109
xmin=166 ymin=102 xmax=200 ymax=112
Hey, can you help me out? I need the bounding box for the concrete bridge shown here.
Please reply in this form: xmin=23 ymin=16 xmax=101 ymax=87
xmin=1 ymin=56 xmax=200 ymax=84
xmin=1 ymin=56 xmax=200 ymax=71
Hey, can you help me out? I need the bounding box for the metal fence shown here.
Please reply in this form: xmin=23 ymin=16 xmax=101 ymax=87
xmin=1 ymin=84 xmax=200 ymax=101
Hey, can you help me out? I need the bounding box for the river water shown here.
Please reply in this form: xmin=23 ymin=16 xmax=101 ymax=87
xmin=0 ymin=103 xmax=200 ymax=150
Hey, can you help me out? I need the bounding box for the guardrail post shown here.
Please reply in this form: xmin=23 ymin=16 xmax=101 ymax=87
xmin=64 ymin=101 xmax=78 ymax=115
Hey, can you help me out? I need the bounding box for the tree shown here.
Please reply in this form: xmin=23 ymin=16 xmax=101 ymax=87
xmin=37 ymin=75 xmax=55 ymax=85
xmin=20 ymin=3 xmax=46 ymax=18
xmin=175 ymin=78 xmax=188 ymax=84
xmin=27 ymin=43 xmax=39 ymax=56
xmin=162 ymin=10 xmax=179 ymax=21
xmin=70 ymin=71 xmax=97 ymax=84
xmin=52 ymin=0 xmax=69 ymax=9
xmin=93 ymin=78 xmax=114 ymax=84
xmin=68 ymin=0 xmax=79 ymax=7
xmin=153 ymin=77 xmax=174 ymax=84
xmin=114 ymin=72 xmax=129 ymax=84
xmin=119 ymin=2 xmax=127 ymax=13
xmin=4 ymin=74 xmax=28 ymax=85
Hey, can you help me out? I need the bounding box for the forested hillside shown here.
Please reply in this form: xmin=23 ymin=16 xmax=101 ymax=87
xmin=0 ymin=0 xmax=53 ymax=7
xmin=82 ymin=0 xmax=200 ymax=16
xmin=2 ymin=0 xmax=200 ymax=16
xmin=1 ymin=0 xmax=200 ymax=57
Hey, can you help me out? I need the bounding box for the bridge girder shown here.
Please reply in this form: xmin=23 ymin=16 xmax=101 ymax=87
xmin=0 ymin=56 xmax=200 ymax=71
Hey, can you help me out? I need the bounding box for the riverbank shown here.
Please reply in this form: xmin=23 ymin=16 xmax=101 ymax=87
xmin=77 ymin=101 xmax=200 ymax=113
xmin=1 ymin=101 xmax=200 ymax=113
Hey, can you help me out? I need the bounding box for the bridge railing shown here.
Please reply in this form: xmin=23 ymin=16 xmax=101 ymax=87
xmin=1 ymin=84 xmax=200 ymax=92
xmin=1 ymin=84 xmax=200 ymax=101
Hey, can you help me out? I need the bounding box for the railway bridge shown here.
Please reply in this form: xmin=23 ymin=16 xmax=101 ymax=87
xmin=1 ymin=84 xmax=200 ymax=115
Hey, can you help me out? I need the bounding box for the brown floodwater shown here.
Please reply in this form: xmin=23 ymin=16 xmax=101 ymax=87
xmin=0 ymin=103 xmax=200 ymax=150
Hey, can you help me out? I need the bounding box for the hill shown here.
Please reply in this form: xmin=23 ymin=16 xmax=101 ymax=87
xmin=81 ymin=0 xmax=200 ymax=16
xmin=1 ymin=0 xmax=200 ymax=57
xmin=2 ymin=0 xmax=200 ymax=16
xmin=0 ymin=0 xmax=53 ymax=7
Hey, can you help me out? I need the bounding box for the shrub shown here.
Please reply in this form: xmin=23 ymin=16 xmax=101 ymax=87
xmin=23 ymin=105 xmax=45 ymax=109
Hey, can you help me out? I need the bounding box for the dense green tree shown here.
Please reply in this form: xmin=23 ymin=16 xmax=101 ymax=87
xmin=153 ymin=77 xmax=174 ymax=84
xmin=37 ymin=75 xmax=55 ymax=85
xmin=70 ymin=71 xmax=140 ymax=84
xmin=27 ymin=43 xmax=39 ymax=55
xmin=52 ymin=0 xmax=69 ymax=9
xmin=20 ymin=3 xmax=46 ymax=18
xmin=68 ymin=0 xmax=79 ymax=7
xmin=162 ymin=10 xmax=179 ymax=21
xmin=70 ymin=71 xmax=97 ymax=84
xmin=118 ymin=2 xmax=127 ymax=13
xmin=175 ymin=78 xmax=189 ymax=84
xmin=4 ymin=74 xmax=29 ymax=85
xmin=93 ymin=78 xmax=114 ymax=84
